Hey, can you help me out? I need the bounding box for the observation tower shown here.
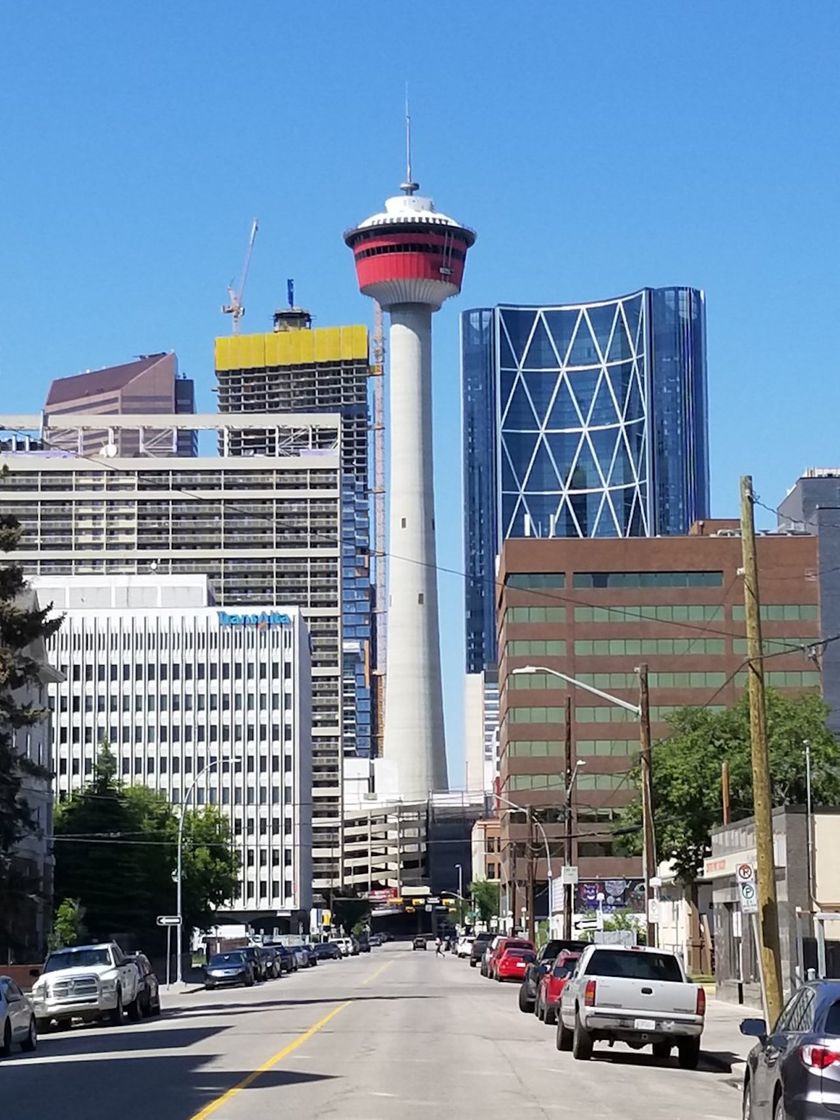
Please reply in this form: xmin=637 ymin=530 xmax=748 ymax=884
xmin=345 ymin=145 xmax=476 ymax=798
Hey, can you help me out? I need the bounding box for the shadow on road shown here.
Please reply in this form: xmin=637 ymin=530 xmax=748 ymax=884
xmin=587 ymin=1046 xmax=739 ymax=1075
xmin=164 ymin=994 xmax=433 ymax=1019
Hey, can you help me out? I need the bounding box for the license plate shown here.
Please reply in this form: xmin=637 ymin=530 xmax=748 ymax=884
xmin=516 ymin=962 xmax=526 ymax=968
xmin=634 ymin=1018 xmax=656 ymax=1031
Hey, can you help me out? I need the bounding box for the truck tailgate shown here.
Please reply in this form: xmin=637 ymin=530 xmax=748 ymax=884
xmin=593 ymin=977 xmax=698 ymax=1016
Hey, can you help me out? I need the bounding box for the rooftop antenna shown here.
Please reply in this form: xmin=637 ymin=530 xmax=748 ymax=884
xmin=400 ymin=86 xmax=419 ymax=196
xmin=287 ymin=278 xmax=295 ymax=308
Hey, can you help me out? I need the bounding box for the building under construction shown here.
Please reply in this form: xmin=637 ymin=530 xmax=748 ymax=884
xmin=214 ymin=313 xmax=376 ymax=766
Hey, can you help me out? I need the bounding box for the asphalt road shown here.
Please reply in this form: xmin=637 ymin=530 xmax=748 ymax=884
xmin=2 ymin=944 xmax=741 ymax=1119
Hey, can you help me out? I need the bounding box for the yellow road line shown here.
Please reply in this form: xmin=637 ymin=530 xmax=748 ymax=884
xmin=361 ymin=957 xmax=395 ymax=986
xmin=189 ymin=1000 xmax=351 ymax=1120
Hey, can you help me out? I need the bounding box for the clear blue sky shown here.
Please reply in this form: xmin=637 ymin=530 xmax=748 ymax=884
xmin=3 ymin=3 xmax=839 ymax=782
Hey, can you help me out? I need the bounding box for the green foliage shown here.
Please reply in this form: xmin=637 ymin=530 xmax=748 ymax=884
xmin=49 ymin=898 xmax=86 ymax=949
xmin=618 ymin=691 xmax=840 ymax=882
xmin=0 ymin=498 xmax=63 ymax=957
xmin=331 ymin=893 xmax=371 ymax=936
xmin=469 ymin=879 xmax=500 ymax=923
xmin=53 ymin=746 xmax=240 ymax=949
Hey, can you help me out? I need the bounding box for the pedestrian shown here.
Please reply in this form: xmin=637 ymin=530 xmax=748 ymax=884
xmin=435 ymin=936 xmax=443 ymax=957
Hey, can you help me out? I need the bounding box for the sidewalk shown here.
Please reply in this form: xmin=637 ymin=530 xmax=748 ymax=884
xmin=702 ymin=996 xmax=762 ymax=1085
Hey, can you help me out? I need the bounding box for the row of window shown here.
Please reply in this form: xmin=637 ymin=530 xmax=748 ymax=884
xmin=506 ymin=772 xmax=628 ymax=791
xmin=59 ymin=722 xmax=293 ymax=745
xmin=506 ymin=738 xmax=639 ymax=758
xmin=574 ymin=638 xmax=725 ymax=655
xmin=573 ymin=605 xmax=722 ymax=623
xmin=59 ymin=692 xmax=292 ymax=712
xmin=506 ymin=606 xmax=567 ymax=623
xmin=576 ymin=671 xmax=728 ymax=689
xmin=68 ymin=661 xmax=292 ymax=682
xmin=507 ymin=639 xmax=566 ymax=656
xmin=572 ymin=571 xmax=723 ymax=589
xmin=734 ymin=671 xmax=821 ymax=688
xmin=732 ymin=604 xmax=818 ymax=621
xmin=732 ymin=637 xmax=815 ymax=655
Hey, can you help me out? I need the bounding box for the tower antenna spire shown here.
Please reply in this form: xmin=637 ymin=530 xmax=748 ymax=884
xmin=401 ymin=86 xmax=419 ymax=195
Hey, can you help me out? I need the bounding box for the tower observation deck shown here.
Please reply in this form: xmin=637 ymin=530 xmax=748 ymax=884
xmin=345 ymin=179 xmax=475 ymax=799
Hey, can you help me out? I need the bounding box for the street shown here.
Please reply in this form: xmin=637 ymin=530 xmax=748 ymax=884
xmin=2 ymin=945 xmax=740 ymax=1119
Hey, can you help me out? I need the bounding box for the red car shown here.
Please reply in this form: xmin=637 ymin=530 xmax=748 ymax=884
xmin=496 ymin=946 xmax=537 ymax=982
xmin=487 ymin=937 xmax=535 ymax=979
xmin=535 ymin=950 xmax=581 ymax=1023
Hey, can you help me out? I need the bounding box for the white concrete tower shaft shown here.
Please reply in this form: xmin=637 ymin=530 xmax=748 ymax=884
xmin=385 ymin=303 xmax=447 ymax=796
xmin=345 ymin=183 xmax=476 ymax=801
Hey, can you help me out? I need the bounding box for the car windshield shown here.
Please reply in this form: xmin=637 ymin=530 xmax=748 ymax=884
xmin=44 ymin=948 xmax=111 ymax=972
xmin=209 ymin=953 xmax=244 ymax=966
xmin=587 ymin=950 xmax=683 ymax=982
xmin=504 ymin=949 xmax=535 ymax=960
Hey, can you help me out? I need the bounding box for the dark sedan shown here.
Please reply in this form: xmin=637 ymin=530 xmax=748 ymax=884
xmin=204 ymin=951 xmax=255 ymax=989
xmin=313 ymin=942 xmax=342 ymax=961
xmin=518 ymin=939 xmax=587 ymax=1012
xmin=470 ymin=933 xmax=493 ymax=968
xmin=127 ymin=952 xmax=161 ymax=1016
xmin=741 ymin=979 xmax=840 ymax=1118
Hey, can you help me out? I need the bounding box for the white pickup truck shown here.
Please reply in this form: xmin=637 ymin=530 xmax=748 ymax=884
xmin=30 ymin=942 xmax=141 ymax=1030
xmin=557 ymin=944 xmax=705 ymax=1068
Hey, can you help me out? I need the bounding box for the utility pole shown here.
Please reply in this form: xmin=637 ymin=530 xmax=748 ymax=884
xmin=564 ymin=695 xmax=574 ymax=939
xmin=638 ymin=663 xmax=657 ymax=948
xmin=721 ymin=760 xmax=731 ymax=825
xmin=526 ymin=806 xmax=536 ymax=945
xmin=740 ymin=474 xmax=784 ymax=1024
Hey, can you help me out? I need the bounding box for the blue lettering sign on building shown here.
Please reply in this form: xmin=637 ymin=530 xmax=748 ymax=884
xmin=217 ymin=610 xmax=291 ymax=629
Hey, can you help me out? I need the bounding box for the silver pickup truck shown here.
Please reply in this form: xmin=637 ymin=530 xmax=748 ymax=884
xmin=557 ymin=944 xmax=705 ymax=1068
xmin=29 ymin=942 xmax=141 ymax=1029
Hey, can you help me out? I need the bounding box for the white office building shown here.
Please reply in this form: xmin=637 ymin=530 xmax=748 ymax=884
xmin=34 ymin=574 xmax=312 ymax=924
xmin=0 ymin=411 xmax=343 ymax=894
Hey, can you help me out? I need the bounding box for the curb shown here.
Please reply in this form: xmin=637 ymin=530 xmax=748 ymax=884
xmin=703 ymin=1051 xmax=746 ymax=1088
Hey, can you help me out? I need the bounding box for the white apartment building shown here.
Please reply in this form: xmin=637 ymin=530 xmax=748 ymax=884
xmin=33 ymin=573 xmax=313 ymax=923
xmin=0 ymin=412 xmax=343 ymax=894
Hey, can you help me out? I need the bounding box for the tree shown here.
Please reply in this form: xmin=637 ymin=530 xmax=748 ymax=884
xmin=617 ymin=691 xmax=840 ymax=881
xmin=469 ymin=879 xmax=499 ymax=924
xmin=180 ymin=806 xmax=240 ymax=934
xmin=49 ymin=898 xmax=86 ymax=950
xmin=331 ymin=892 xmax=371 ymax=936
xmin=0 ymin=503 xmax=63 ymax=958
xmin=53 ymin=748 xmax=241 ymax=948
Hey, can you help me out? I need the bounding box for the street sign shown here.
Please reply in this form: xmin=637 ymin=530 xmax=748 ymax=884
xmin=573 ymin=918 xmax=599 ymax=932
xmin=561 ymin=865 xmax=579 ymax=886
xmin=736 ymin=862 xmax=758 ymax=915
xmin=156 ymin=915 xmax=181 ymax=927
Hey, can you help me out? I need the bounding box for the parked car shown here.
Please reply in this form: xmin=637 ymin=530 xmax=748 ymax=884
xmin=488 ymin=937 xmax=535 ymax=981
xmin=413 ymin=936 xmax=428 ymax=951
xmin=457 ymin=935 xmax=475 ymax=958
xmin=302 ymin=945 xmax=319 ymax=967
xmin=333 ymin=937 xmax=353 ymax=958
xmin=496 ymin=947 xmax=537 ymax=982
xmin=205 ymin=951 xmax=255 ymax=989
xmin=357 ymin=934 xmax=371 ymax=953
xmin=558 ymin=945 xmax=705 ymax=1067
xmin=30 ymin=942 xmax=142 ymax=1029
xmin=314 ymin=942 xmax=342 ymax=961
xmin=239 ymin=946 xmax=267 ymax=981
xmin=741 ymin=979 xmax=840 ymax=1119
xmin=259 ymin=947 xmax=282 ymax=979
xmin=535 ymin=950 xmax=581 ymax=1024
xmin=269 ymin=944 xmax=294 ymax=973
xmin=470 ymin=932 xmax=493 ymax=968
xmin=127 ymin=953 xmax=161 ymax=1017
xmin=369 ymin=934 xmax=384 ymax=947
xmin=291 ymin=946 xmax=310 ymax=970
xmin=0 ymin=977 xmax=37 ymax=1056
xmin=519 ymin=939 xmax=587 ymax=1012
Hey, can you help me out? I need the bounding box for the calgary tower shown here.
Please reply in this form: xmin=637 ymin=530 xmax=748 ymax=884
xmin=345 ymin=134 xmax=476 ymax=799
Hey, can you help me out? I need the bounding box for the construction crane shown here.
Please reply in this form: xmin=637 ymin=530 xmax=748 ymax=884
xmin=221 ymin=219 xmax=259 ymax=333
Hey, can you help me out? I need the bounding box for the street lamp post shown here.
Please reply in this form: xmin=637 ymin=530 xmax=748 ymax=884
xmin=511 ymin=664 xmax=657 ymax=947
xmin=176 ymin=757 xmax=227 ymax=985
xmin=495 ymin=791 xmax=553 ymax=941
xmin=455 ymin=863 xmax=463 ymax=926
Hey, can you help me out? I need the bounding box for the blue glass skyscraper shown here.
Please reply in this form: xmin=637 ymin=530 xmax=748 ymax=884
xmin=462 ymin=288 xmax=709 ymax=673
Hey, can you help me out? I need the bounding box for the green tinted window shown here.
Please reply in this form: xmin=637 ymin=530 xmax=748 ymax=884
xmin=510 ymin=672 xmax=567 ymax=690
xmin=732 ymin=637 xmax=815 ymax=655
xmin=508 ymin=774 xmax=565 ymax=791
xmin=732 ymin=604 xmax=818 ymax=621
xmin=506 ymin=573 xmax=566 ymax=589
xmin=734 ymin=671 xmax=821 ymax=688
xmin=507 ymin=639 xmax=567 ymax=657
xmin=577 ymin=773 xmax=629 ymax=790
xmin=574 ymin=604 xmax=722 ymax=623
xmin=573 ymin=571 xmax=723 ymax=589
xmin=508 ymin=706 xmax=565 ymax=724
xmin=576 ymin=740 xmax=639 ymax=757
xmin=575 ymin=638 xmax=724 ymax=655
xmin=506 ymin=740 xmax=564 ymax=757
xmin=507 ymin=606 xmax=566 ymax=623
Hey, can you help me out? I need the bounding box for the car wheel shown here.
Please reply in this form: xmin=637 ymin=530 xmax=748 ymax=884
xmin=151 ymin=994 xmax=161 ymax=1017
xmin=109 ymin=989 xmax=124 ymax=1026
xmin=35 ymin=1018 xmax=53 ymax=1034
xmin=742 ymin=1077 xmax=753 ymax=1120
xmin=495 ymin=971 xmax=503 ymax=982
xmin=677 ymin=1038 xmax=700 ymax=1070
xmin=536 ymin=994 xmax=545 ymax=1021
xmin=652 ymin=1041 xmax=671 ymax=1060
xmin=1 ymin=1022 xmax=11 ymax=1058
xmin=545 ymin=1006 xmax=557 ymax=1026
xmin=21 ymin=1018 xmax=37 ymax=1053
xmin=572 ymin=1015 xmax=593 ymax=1061
xmin=127 ymin=995 xmax=142 ymax=1022
xmin=556 ymin=1017 xmax=573 ymax=1052
xmin=470 ymin=959 xmax=477 ymax=968
xmin=773 ymin=1092 xmax=785 ymax=1120
xmin=518 ymin=985 xmax=533 ymax=1014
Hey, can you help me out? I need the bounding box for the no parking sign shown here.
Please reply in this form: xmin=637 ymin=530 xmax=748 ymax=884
xmin=736 ymin=862 xmax=758 ymax=914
